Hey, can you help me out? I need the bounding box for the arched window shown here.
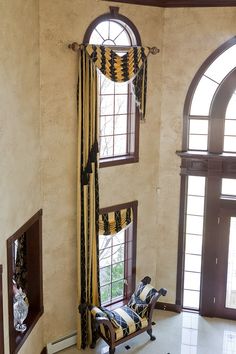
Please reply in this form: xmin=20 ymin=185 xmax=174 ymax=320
xmin=177 ymin=37 xmax=236 ymax=319
xmin=84 ymin=11 xmax=141 ymax=167
xmin=184 ymin=38 xmax=236 ymax=153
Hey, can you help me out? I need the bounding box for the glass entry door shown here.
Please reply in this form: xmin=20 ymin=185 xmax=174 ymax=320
xmin=215 ymin=206 xmax=236 ymax=319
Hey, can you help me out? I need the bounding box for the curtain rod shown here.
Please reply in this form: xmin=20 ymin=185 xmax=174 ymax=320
xmin=68 ymin=42 xmax=160 ymax=55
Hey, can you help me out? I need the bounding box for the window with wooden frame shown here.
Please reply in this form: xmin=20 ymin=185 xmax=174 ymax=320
xmin=99 ymin=201 xmax=137 ymax=307
xmin=177 ymin=37 xmax=236 ymax=319
xmin=83 ymin=9 xmax=141 ymax=168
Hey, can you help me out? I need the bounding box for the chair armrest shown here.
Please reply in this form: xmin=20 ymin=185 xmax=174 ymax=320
xmin=146 ymin=288 xmax=167 ymax=324
xmin=93 ymin=316 xmax=116 ymax=343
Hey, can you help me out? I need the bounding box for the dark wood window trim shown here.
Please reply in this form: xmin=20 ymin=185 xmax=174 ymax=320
xmin=7 ymin=210 xmax=43 ymax=354
xmin=99 ymin=200 xmax=138 ymax=308
xmin=0 ymin=265 xmax=4 ymax=354
xmin=83 ymin=11 xmax=141 ymax=168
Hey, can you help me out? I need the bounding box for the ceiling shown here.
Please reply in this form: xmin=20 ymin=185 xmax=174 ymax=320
xmin=104 ymin=0 xmax=236 ymax=7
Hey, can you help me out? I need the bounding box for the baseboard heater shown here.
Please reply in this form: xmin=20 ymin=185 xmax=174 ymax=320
xmin=46 ymin=332 xmax=77 ymax=354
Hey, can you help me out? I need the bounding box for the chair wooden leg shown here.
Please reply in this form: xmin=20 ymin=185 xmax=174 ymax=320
xmin=109 ymin=347 xmax=115 ymax=354
xmin=147 ymin=328 xmax=156 ymax=341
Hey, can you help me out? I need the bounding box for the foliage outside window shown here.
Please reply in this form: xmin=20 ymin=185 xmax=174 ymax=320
xmin=84 ymin=15 xmax=141 ymax=167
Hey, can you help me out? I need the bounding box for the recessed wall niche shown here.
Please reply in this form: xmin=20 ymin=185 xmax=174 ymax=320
xmin=7 ymin=210 xmax=43 ymax=354
xmin=0 ymin=265 xmax=4 ymax=354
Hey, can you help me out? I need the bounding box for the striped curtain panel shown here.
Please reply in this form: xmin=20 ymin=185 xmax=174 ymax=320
xmin=99 ymin=208 xmax=133 ymax=236
xmin=85 ymin=44 xmax=150 ymax=120
xmin=77 ymin=47 xmax=100 ymax=349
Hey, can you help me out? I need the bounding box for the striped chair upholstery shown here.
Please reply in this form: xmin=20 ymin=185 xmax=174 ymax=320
xmin=91 ymin=305 xmax=148 ymax=341
xmin=135 ymin=283 xmax=158 ymax=303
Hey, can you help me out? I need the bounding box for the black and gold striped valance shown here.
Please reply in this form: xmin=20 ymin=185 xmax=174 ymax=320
xmin=99 ymin=207 xmax=133 ymax=236
xmin=84 ymin=44 xmax=149 ymax=120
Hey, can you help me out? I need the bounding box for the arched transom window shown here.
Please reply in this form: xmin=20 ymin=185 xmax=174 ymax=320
xmin=185 ymin=41 xmax=236 ymax=153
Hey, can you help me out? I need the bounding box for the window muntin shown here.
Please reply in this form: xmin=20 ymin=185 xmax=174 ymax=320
xmin=190 ymin=76 xmax=218 ymax=116
xmin=87 ymin=19 xmax=139 ymax=165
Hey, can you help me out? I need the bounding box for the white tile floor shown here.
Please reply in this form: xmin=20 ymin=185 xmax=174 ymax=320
xmin=59 ymin=310 xmax=236 ymax=354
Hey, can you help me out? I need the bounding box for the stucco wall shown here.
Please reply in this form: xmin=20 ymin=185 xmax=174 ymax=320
xmin=158 ymin=7 xmax=236 ymax=301
xmin=0 ymin=0 xmax=42 ymax=353
xmin=40 ymin=0 xmax=163 ymax=345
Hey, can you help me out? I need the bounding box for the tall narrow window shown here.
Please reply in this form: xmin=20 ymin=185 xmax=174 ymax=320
xmin=99 ymin=201 xmax=137 ymax=306
xmin=84 ymin=12 xmax=141 ymax=167
xmin=178 ymin=37 xmax=236 ymax=319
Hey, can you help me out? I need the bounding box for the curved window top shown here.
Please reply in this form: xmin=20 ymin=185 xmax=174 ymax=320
xmin=190 ymin=42 xmax=236 ymax=117
xmin=89 ymin=20 xmax=136 ymax=47
xmin=184 ymin=37 xmax=236 ymax=153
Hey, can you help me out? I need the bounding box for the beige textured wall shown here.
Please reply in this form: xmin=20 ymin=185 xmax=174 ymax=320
xmin=158 ymin=7 xmax=236 ymax=301
xmin=40 ymin=0 xmax=163 ymax=345
xmin=0 ymin=0 xmax=42 ymax=353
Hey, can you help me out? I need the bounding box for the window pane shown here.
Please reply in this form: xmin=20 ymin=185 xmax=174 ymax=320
xmin=114 ymin=31 xmax=131 ymax=46
xmin=224 ymin=120 xmax=236 ymax=135
xmin=95 ymin=21 xmax=109 ymax=40
xmin=99 ymin=235 xmax=112 ymax=249
xmin=189 ymin=119 xmax=209 ymax=134
xmin=112 ymin=244 xmax=124 ymax=263
xmin=101 ymin=95 xmax=114 ymax=115
xmin=187 ymin=196 xmax=205 ymax=216
xmin=190 ymin=76 xmax=218 ymax=116
xmin=100 ymin=116 xmax=114 ymax=136
xmin=115 ymin=82 xmax=128 ymax=94
xmin=112 ymin=280 xmax=124 ymax=299
xmin=205 ymin=44 xmax=236 ymax=83
xmin=188 ymin=135 xmax=208 ymax=150
xmin=188 ymin=176 xmax=206 ymax=196
xmin=226 ymin=92 xmax=236 ymax=119
xmin=185 ymin=254 xmax=201 ymax=272
xmin=100 ymin=75 xmax=115 ymax=95
xmin=184 ymin=272 xmax=201 ymax=291
xmin=112 ymin=262 xmax=124 ymax=282
xmin=115 ymin=95 xmax=128 ymax=114
xmin=100 ymin=266 xmax=111 ymax=286
xmin=114 ymin=115 xmax=127 ymax=134
xmin=100 ymin=136 xmax=113 ymax=158
xmin=185 ymin=234 xmax=202 ymax=255
xmin=113 ymin=230 xmax=124 ymax=245
xmin=114 ymin=135 xmax=127 ymax=155
xmin=186 ymin=215 xmax=204 ymax=235
xmin=224 ymin=136 xmax=236 ymax=153
xmin=226 ymin=218 xmax=236 ymax=309
xmin=221 ymin=179 xmax=236 ymax=196
xmin=89 ymin=30 xmax=103 ymax=45
xmin=101 ymin=284 xmax=111 ymax=304
xmin=109 ymin=21 xmax=125 ymax=42
xmin=183 ymin=290 xmax=200 ymax=309
xmin=99 ymin=247 xmax=112 ymax=267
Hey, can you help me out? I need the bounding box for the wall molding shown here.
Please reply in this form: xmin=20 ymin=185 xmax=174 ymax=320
xmin=103 ymin=0 xmax=236 ymax=7
xmin=156 ymin=301 xmax=182 ymax=313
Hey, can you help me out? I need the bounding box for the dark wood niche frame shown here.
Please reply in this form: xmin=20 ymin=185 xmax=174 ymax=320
xmin=0 ymin=265 xmax=4 ymax=354
xmin=7 ymin=210 xmax=43 ymax=354
xmin=102 ymin=0 xmax=236 ymax=7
